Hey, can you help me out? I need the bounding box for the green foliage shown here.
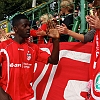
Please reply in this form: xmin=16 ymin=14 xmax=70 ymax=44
xmin=0 ymin=0 xmax=47 ymax=21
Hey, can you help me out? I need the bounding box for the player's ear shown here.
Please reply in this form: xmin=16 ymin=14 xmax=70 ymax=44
xmin=13 ymin=26 xmax=18 ymax=33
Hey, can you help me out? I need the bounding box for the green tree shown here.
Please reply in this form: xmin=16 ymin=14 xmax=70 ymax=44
xmin=0 ymin=0 xmax=47 ymax=21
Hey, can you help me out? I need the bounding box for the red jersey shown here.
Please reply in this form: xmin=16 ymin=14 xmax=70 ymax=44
xmin=0 ymin=38 xmax=50 ymax=100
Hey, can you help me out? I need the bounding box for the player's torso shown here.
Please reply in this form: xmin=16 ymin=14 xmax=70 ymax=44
xmin=1 ymin=39 xmax=36 ymax=99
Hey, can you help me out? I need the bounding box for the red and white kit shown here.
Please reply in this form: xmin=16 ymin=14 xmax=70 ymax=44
xmin=0 ymin=38 xmax=49 ymax=100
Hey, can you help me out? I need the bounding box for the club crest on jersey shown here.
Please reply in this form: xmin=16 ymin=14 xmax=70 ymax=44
xmin=27 ymin=51 xmax=31 ymax=61
xmin=94 ymin=73 xmax=100 ymax=92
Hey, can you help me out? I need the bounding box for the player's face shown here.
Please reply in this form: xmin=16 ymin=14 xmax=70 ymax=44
xmin=15 ymin=19 xmax=30 ymax=38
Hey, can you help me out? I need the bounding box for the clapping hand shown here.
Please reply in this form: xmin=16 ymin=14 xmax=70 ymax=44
xmin=46 ymin=19 xmax=60 ymax=39
xmin=56 ymin=23 xmax=68 ymax=34
xmin=86 ymin=12 xmax=100 ymax=29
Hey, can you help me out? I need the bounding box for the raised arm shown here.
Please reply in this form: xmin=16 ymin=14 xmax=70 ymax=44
xmin=47 ymin=20 xmax=60 ymax=65
xmin=86 ymin=12 xmax=100 ymax=29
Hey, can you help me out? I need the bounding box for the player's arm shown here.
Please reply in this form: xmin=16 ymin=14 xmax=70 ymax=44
xmin=0 ymin=87 xmax=12 ymax=100
xmin=0 ymin=46 xmax=12 ymax=100
xmin=0 ymin=48 xmax=2 ymax=77
xmin=47 ymin=20 xmax=60 ymax=65
xmin=0 ymin=69 xmax=12 ymax=99
xmin=48 ymin=38 xmax=59 ymax=65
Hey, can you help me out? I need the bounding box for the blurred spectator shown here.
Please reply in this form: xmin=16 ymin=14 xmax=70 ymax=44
xmin=86 ymin=0 xmax=100 ymax=29
xmin=0 ymin=29 xmax=15 ymax=42
xmin=30 ymin=13 xmax=53 ymax=44
xmin=76 ymin=5 xmax=80 ymax=16
xmin=74 ymin=9 xmax=79 ymax=19
xmin=60 ymin=0 xmax=74 ymax=42
xmin=56 ymin=0 xmax=100 ymax=43
xmin=88 ymin=1 xmax=94 ymax=15
xmin=31 ymin=20 xmax=38 ymax=30
xmin=85 ymin=0 xmax=100 ymax=99
xmin=0 ymin=29 xmax=9 ymax=42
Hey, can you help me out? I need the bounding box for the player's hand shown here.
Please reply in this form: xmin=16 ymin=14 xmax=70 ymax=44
xmin=46 ymin=20 xmax=59 ymax=39
xmin=0 ymin=87 xmax=12 ymax=100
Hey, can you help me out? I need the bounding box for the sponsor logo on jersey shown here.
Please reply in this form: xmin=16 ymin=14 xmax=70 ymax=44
xmin=27 ymin=51 xmax=31 ymax=61
xmin=94 ymin=73 xmax=100 ymax=92
xmin=10 ymin=63 xmax=21 ymax=67
xmin=9 ymin=63 xmax=32 ymax=68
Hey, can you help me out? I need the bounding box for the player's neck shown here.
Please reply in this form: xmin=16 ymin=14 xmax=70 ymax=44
xmin=13 ymin=35 xmax=25 ymax=44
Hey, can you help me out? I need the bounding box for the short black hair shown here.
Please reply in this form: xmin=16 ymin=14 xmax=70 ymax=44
xmin=12 ymin=14 xmax=28 ymax=27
